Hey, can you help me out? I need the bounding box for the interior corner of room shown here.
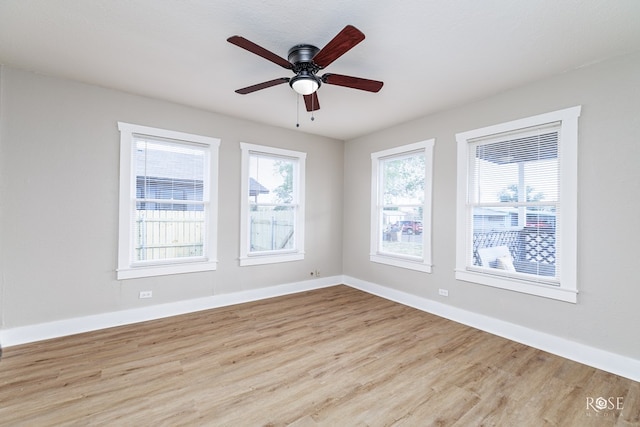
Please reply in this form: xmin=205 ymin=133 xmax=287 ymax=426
xmin=0 ymin=2 xmax=639 ymax=423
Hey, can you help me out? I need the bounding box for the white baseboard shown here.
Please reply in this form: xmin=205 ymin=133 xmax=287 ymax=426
xmin=342 ymin=275 xmax=640 ymax=383
xmin=0 ymin=275 xmax=341 ymax=348
xmin=2 ymin=274 xmax=638 ymax=383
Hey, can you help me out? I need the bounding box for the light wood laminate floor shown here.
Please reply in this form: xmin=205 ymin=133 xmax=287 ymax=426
xmin=1 ymin=285 xmax=638 ymax=426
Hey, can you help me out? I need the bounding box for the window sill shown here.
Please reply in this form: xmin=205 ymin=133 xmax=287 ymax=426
xmin=370 ymin=254 xmax=432 ymax=273
xmin=117 ymin=260 xmax=217 ymax=280
xmin=239 ymin=252 xmax=304 ymax=266
xmin=455 ymin=269 xmax=577 ymax=303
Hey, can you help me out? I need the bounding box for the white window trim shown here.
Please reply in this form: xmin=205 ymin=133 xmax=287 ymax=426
xmin=239 ymin=143 xmax=306 ymax=266
xmin=370 ymin=139 xmax=435 ymax=273
xmin=117 ymin=122 xmax=220 ymax=280
xmin=455 ymin=106 xmax=581 ymax=303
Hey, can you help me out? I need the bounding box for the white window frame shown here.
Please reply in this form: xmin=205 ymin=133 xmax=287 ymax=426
xmin=239 ymin=143 xmax=306 ymax=266
xmin=117 ymin=122 xmax=220 ymax=280
xmin=455 ymin=106 xmax=581 ymax=303
xmin=370 ymin=139 xmax=435 ymax=273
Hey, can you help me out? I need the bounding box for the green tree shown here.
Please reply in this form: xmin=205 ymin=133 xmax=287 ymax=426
xmin=273 ymin=160 xmax=293 ymax=204
xmin=498 ymin=184 xmax=544 ymax=202
xmin=383 ymin=155 xmax=425 ymax=204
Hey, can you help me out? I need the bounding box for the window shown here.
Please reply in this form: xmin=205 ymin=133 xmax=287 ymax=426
xmin=117 ymin=122 xmax=220 ymax=279
xmin=455 ymin=106 xmax=581 ymax=302
xmin=370 ymin=140 xmax=434 ymax=272
xmin=239 ymin=143 xmax=306 ymax=266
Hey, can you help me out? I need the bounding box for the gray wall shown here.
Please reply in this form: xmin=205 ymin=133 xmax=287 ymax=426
xmin=0 ymin=66 xmax=344 ymax=327
xmin=2 ymin=51 xmax=639 ymax=362
xmin=343 ymin=52 xmax=640 ymax=360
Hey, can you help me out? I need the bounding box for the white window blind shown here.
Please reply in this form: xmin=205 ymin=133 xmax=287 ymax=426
xmin=455 ymin=106 xmax=580 ymax=303
xmin=467 ymin=123 xmax=561 ymax=284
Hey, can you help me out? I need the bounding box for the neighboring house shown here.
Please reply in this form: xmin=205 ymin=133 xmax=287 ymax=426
xmin=136 ymin=144 xmax=204 ymax=211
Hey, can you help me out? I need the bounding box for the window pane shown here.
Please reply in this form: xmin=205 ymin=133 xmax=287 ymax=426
xmin=370 ymin=139 xmax=434 ymax=272
xmin=249 ymin=155 xmax=295 ymax=204
xmin=381 ymin=207 xmax=423 ymax=258
xmin=472 ymin=206 xmax=557 ymax=278
xmin=249 ymin=206 xmax=295 ymax=252
xmin=134 ymin=138 xmax=207 ymax=261
xmin=136 ymin=139 xmax=205 ymax=198
xmin=382 ymin=153 xmax=425 ymax=205
xmin=470 ymin=129 xmax=560 ymax=280
xmin=455 ymin=107 xmax=580 ymax=300
xmin=135 ymin=208 xmax=205 ymax=261
xmin=240 ymin=143 xmax=306 ymax=266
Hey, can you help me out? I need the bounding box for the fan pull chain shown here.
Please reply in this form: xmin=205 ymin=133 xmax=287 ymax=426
xmin=311 ymin=94 xmax=315 ymax=121
xmin=296 ymin=94 xmax=300 ymax=128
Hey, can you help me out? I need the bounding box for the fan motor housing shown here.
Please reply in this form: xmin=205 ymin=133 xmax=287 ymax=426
xmin=288 ymin=44 xmax=320 ymax=71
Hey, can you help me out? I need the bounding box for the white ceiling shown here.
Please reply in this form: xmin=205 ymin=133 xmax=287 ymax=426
xmin=1 ymin=1 xmax=640 ymax=140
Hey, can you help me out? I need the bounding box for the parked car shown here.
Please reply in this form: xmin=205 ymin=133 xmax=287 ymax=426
xmin=398 ymin=220 xmax=423 ymax=235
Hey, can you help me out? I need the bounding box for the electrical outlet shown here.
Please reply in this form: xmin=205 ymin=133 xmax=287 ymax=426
xmin=139 ymin=290 xmax=153 ymax=299
xmin=438 ymin=289 xmax=449 ymax=297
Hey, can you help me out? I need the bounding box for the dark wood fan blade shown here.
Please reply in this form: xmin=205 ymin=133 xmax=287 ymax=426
xmin=236 ymin=78 xmax=290 ymax=94
xmin=322 ymin=73 xmax=384 ymax=92
xmin=227 ymin=36 xmax=292 ymax=69
xmin=312 ymin=25 xmax=365 ymax=68
xmin=303 ymin=92 xmax=320 ymax=111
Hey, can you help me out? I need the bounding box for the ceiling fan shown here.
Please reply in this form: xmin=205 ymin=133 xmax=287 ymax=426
xmin=227 ymin=25 xmax=383 ymax=112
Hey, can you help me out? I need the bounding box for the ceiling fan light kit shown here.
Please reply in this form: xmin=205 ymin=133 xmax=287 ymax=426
xmin=288 ymin=44 xmax=322 ymax=95
xmin=290 ymin=72 xmax=321 ymax=95
xmin=227 ymin=25 xmax=383 ymax=114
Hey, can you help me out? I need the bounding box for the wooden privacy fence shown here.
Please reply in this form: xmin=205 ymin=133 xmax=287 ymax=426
xmin=135 ymin=210 xmax=204 ymax=261
xmin=134 ymin=209 xmax=295 ymax=260
xmin=250 ymin=210 xmax=294 ymax=252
